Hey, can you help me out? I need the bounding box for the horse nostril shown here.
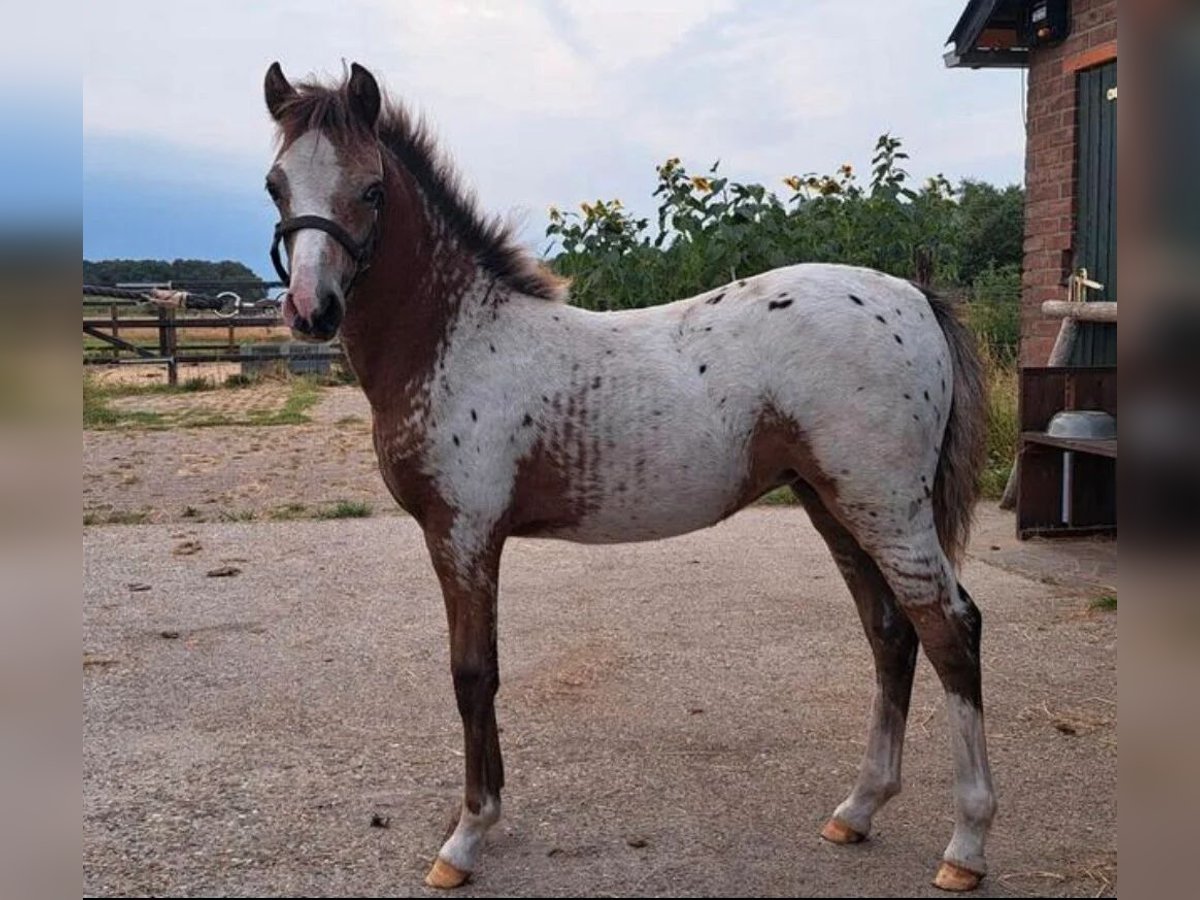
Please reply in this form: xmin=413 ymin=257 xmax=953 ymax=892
xmin=311 ymin=291 xmax=344 ymax=337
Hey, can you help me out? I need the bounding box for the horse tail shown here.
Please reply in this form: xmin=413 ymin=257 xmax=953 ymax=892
xmin=922 ymin=287 xmax=987 ymax=569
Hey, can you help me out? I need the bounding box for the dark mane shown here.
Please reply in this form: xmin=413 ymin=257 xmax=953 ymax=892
xmin=273 ymin=74 xmax=566 ymax=302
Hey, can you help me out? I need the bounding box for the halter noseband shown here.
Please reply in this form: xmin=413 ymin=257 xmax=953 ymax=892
xmin=270 ymin=212 xmax=378 ymax=290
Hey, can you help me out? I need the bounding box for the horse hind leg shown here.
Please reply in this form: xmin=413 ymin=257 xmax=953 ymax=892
xmin=867 ymin=525 xmax=996 ymax=891
xmin=793 ymin=482 xmax=918 ymax=844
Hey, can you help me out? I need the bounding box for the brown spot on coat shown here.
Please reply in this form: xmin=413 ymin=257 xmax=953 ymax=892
xmin=723 ymin=404 xmax=839 ymax=518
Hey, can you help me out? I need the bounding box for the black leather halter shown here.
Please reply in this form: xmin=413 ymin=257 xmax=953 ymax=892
xmin=269 ymin=212 xmax=378 ymax=290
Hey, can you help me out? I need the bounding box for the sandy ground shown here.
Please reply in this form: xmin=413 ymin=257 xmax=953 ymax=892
xmin=84 ymin=386 xmax=384 ymax=523
xmin=83 ymin=375 xmax=1117 ymax=896
xmin=90 ymin=362 xmax=251 ymax=389
xmin=83 ymin=508 xmax=1116 ymax=897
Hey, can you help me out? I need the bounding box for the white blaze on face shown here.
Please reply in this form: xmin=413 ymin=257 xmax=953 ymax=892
xmin=276 ymin=130 xmax=349 ymax=321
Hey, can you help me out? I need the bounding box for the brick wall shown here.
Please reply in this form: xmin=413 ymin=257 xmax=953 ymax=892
xmin=1021 ymin=0 xmax=1117 ymax=365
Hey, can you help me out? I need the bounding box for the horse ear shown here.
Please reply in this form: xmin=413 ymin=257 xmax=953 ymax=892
xmin=348 ymin=62 xmax=382 ymax=129
xmin=264 ymin=62 xmax=296 ymax=121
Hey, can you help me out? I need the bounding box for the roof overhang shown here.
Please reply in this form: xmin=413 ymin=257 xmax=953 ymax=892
xmin=945 ymin=0 xmax=1031 ymax=69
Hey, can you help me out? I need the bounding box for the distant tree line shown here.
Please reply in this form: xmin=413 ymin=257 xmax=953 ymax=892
xmin=83 ymin=258 xmax=261 ymax=287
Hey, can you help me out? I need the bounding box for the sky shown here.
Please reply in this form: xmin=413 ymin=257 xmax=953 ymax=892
xmin=81 ymin=0 xmax=1026 ymax=278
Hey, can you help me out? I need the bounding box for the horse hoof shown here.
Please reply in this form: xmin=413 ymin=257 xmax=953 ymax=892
xmin=932 ymin=861 xmax=983 ymax=892
xmin=424 ymin=857 xmax=470 ymax=889
xmin=820 ymin=818 xmax=865 ymax=844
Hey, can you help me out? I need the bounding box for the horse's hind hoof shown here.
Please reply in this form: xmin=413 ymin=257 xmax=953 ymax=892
xmin=425 ymin=857 xmax=470 ymax=889
xmin=932 ymin=861 xmax=983 ymax=892
xmin=820 ymin=817 xmax=865 ymax=844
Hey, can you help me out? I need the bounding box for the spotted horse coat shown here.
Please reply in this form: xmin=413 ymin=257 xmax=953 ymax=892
xmin=263 ymin=61 xmax=995 ymax=893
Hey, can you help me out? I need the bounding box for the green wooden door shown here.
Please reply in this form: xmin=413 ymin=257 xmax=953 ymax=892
xmin=1070 ymin=60 xmax=1117 ymax=366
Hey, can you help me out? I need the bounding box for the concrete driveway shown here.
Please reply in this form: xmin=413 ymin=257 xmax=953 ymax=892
xmin=83 ymin=507 xmax=1116 ymax=897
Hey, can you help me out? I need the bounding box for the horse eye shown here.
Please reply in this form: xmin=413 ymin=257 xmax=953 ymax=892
xmin=265 ymin=179 xmax=281 ymax=202
xmin=363 ymin=183 xmax=383 ymax=207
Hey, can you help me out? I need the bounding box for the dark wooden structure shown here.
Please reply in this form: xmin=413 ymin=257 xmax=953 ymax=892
xmin=947 ymin=1 xmax=1118 ymax=538
xmin=1017 ymin=366 xmax=1116 ymax=538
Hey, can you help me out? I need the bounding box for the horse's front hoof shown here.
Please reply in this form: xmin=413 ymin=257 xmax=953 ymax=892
xmin=425 ymin=857 xmax=471 ymax=889
xmin=932 ymin=860 xmax=983 ymax=892
xmin=820 ymin=817 xmax=865 ymax=844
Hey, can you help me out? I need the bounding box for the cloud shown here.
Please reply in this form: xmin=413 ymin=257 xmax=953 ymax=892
xmin=554 ymin=0 xmax=737 ymax=69
xmin=352 ymin=2 xmax=602 ymax=120
xmin=81 ymin=0 xmax=1026 ymax=268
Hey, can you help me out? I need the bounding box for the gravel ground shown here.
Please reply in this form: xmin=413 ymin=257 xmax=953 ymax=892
xmin=83 ymin=509 xmax=1116 ymax=897
xmin=83 ymin=387 xmax=387 ymax=524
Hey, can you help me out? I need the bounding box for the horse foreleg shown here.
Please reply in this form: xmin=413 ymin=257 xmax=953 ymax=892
xmin=796 ymin=484 xmax=918 ymax=844
xmin=424 ymin=534 xmax=504 ymax=889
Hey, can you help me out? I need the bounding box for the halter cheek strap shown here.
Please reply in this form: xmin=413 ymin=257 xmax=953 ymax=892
xmin=270 ymin=148 xmax=384 ymax=294
xmin=270 ymin=214 xmax=377 ymax=287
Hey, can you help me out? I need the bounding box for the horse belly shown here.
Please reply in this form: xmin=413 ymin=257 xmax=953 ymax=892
xmin=545 ymin=442 xmax=742 ymax=544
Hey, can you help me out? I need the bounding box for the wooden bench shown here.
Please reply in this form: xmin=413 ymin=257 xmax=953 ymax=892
xmin=1016 ymin=366 xmax=1116 ymax=539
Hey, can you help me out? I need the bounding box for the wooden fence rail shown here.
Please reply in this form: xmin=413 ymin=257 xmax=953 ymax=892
xmin=83 ymin=281 xmax=343 ymax=384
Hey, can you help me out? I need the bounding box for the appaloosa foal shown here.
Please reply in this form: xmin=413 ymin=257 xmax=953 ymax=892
xmin=262 ymin=61 xmax=996 ymax=892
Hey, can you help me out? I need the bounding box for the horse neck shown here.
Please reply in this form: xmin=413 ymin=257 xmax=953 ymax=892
xmin=339 ymin=159 xmax=483 ymax=409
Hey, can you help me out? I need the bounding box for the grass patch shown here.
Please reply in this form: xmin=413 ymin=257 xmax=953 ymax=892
xmin=269 ymin=503 xmax=309 ymax=521
xmin=83 ymin=373 xmax=323 ymax=430
xmin=756 ymin=486 xmax=798 ymax=506
xmin=979 ymin=349 xmax=1018 ymax=501
xmin=1089 ymin=593 xmax=1117 ymax=612
xmin=85 ymin=378 xmax=215 ymax=400
xmin=83 ymin=379 xmax=167 ymax=429
xmin=242 ymin=378 xmax=322 ymax=426
xmin=317 ymin=500 xmax=372 ymax=519
xmin=84 ymin=508 xmax=150 ymax=526
xmin=320 ymin=363 xmax=359 ymax=386
xmin=217 ymin=509 xmax=258 ymax=523
xmin=180 ymin=376 xmax=215 ymax=392
xmin=83 ymin=378 xmax=119 ymax=428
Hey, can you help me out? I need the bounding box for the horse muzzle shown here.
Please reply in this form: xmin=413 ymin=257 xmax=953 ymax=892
xmin=283 ymin=289 xmax=344 ymax=343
